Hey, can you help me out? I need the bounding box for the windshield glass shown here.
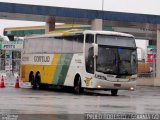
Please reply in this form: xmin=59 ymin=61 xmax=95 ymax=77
xmin=96 ymin=45 xmax=137 ymax=75
xmin=118 ymin=48 xmax=137 ymax=74
xmin=96 ymin=46 xmax=117 ymax=74
xmin=96 ymin=34 xmax=136 ymax=48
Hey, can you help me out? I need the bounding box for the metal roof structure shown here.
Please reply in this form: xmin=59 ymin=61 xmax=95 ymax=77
xmin=0 ymin=2 xmax=160 ymax=26
xmin=0 ymin=2 xmax=159 ymax=40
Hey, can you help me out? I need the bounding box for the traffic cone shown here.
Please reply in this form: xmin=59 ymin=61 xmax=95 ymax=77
xmin=15 ymin=76 xmax=20 ymax=88
xmin=0 ymin=75 xmax=5 ymax=88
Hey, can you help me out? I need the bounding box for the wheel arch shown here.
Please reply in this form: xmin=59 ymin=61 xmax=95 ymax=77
xmin=74 ymin=73 xmax=81 ymax=87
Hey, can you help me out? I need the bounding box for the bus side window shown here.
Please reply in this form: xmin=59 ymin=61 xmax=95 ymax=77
xmin=85 ymin=34 xmax=94 ymax=74
xmin=73 ymin=35 xmax=83 ymax=53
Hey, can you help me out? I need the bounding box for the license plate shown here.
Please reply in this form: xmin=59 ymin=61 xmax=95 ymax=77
xmin=114 ymin=84 xmax=121 ymax=87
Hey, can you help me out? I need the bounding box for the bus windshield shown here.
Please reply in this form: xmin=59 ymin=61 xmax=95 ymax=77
xmin=96 ymin=34 xmax=136 ymax=48
xmin=96 ymin=35 xmax=137 ymax=75
xmin=96 ymin=46 xmax=137 ymax=75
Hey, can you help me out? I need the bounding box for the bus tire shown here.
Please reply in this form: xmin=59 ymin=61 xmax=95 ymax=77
xmin=35 ymin=73 xmax=41 ymax=89
xmin=74 ymin=75 xmax=83 ymax=94
xmin=111 ymin=89 xmax=118 ymax=96
xmin=30 ymin=74 xmax=36 ymax=89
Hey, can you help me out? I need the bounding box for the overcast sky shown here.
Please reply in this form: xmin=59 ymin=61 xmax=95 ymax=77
xmin=0 ymin=0 xmax=159 ymax=42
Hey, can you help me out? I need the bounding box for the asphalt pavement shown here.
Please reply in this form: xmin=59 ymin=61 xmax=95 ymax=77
xmin=0 ymin=86 xmax=159 ymax=120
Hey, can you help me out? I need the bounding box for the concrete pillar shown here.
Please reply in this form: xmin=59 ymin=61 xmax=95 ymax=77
xmin=91 ymin=19 xmax=103 ymax=30
xmin=154 ymin=24 xmax=160 ymax=86
xmin=45 ymin=16 xmax=56 ymax=34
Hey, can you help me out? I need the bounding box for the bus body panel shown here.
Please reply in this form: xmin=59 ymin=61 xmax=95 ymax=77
xmin=63 ymin=53 xmax=84 ymax=86
xmin=21 ymin=53 xmax=86 ymax=86
xmin=20 ymin=30 xmax=138 ymax=92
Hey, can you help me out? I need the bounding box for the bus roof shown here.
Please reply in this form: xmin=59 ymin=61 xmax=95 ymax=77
xmin=25 ymin=29 xmax=83 ymax=39
xmin=83 ymin=30 xmax=134 ymax=38
xmin=25 ymin=30 xmax=134 ymax=39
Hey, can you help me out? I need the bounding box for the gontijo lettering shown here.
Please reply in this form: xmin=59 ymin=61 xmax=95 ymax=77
xmin=34 ymin=56 xmax=50 ymax=62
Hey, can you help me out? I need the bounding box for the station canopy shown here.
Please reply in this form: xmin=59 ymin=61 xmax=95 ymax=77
xmin=3 ymin=24 xmax=113 ymax=37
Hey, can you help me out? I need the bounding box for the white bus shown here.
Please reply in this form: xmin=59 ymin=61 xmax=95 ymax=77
xmin=21 ymin=30 xmax=137 ymax=95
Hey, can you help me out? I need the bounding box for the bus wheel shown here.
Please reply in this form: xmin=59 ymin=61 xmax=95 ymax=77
xmin=35 ymin=73 xmax=41 ymax=89
xmin=111 ymin=89 xmax=118 ymax=96
xmin=30 ymin=75 xmax=36 ymax=89
xmin=74 ymin=76 xmax=83 ymax=94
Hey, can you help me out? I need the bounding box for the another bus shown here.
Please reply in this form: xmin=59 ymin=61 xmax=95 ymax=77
xmin=21 ymin=30 xmax=137 ymax=95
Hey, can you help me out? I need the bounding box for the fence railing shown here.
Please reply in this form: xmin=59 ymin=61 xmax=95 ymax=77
xmin=138 ymin=58 xmax=156 ymax=79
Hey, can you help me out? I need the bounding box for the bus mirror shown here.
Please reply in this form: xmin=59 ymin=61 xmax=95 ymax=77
xmin=92 ymin=43 xmax=98 ymax=57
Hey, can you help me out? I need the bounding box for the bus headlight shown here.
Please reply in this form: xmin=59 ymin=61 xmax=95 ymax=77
xmin=130 ymin=87 xmax=134 ymax=91
xmin=97 ymin=85 xmax=101 ymax=88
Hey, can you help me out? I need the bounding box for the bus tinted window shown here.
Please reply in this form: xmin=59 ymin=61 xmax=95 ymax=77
xmin=85 ymin=34 xmax=94 ymax=74
xmin=62 ymin=36 xmax=74 ymax=53
xmin=24 ymin=38 xmax=44 ymax=53
xmin=63 ymin=35 xmax=83 ymax=53
xmin=24 ymin=35 xmax=83 ymax=54
xmin=97 ymin=35 xmax=136 ymax=48
xmin=73 ymin=35 xmax=84 ymax=53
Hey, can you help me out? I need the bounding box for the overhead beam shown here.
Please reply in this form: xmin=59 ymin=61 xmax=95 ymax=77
xmin=1 ymin=2 xmax=160 ymax=25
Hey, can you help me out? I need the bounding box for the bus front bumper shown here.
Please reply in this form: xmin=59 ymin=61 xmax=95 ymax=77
xmin=86 ymin=78 xmax=136 ymax=90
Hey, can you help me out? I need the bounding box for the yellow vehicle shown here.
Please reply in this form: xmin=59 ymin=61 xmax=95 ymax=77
xmin=21 ymin=30 xmax=138 ymax=95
